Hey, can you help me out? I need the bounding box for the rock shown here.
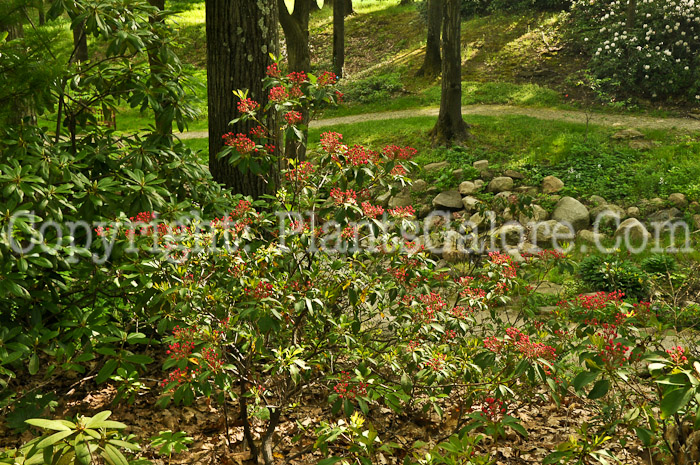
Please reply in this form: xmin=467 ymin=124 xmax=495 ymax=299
xmin=411 ymin=179 xmax=428 ymax=192
xmin=504 ymin=169 xmax=525 ymax=180
xmin=690 ymin=201 xmax=700 ymax=212
xmin=669 ymin=193 xmax=688 ymax=208
xmin=488 ymin=176 xmax=514 ymax=193
xmin=521 ymin=242 xmax=541 ymax=255
xmin=473 ymin=160 xmax=489 ymax=171
xmin=690 ymin=113 xmax=700 ymax=120
xmin=612 ymin=129 xmax=644 ymax=140
xmin=424 ymin=161 xmax=449 ymax=173
xmin=694 ymin=214 xmax=700 ymax=231
xmin=474 ymin=179 xmax=485 ymax=189
xmin=627 ymin=206 xmax=640 ymax=218
xmin=647 ymin=197 xmax=665 ymax=211
xmin=542 ymin=176 xmax=564 ymax=194
xmin=629 ymin=140 xmax=657 ymax=150
xmin=459 ymin=181 xmax=478 ymax=195
xmin=577 ymin=229 xmax=606 ymax=245
xmin=452 ymin=169 xmax=464 ymax=179
xmin=590 ymin=195 xmax=607 ymax=206
xmin=514 ymin=186 xmax=538 ymax=196
xmin=468 ymin=211 xmax=495 ymax=229
xmin=552 ymin=196 xmax=590 ymax=231
xmin=532 ymin=220 xmax=574 ymax=244
xmin=538 ymin=306 xmax=557 ymax=315
xmin=462 ymin=196 xmax=480 ymax=212
xmin=590 ymin=204 xmax=626 ymax=228
xmin=536 ymin=281 xmax=564 ymax=296
xmin=479 ymin=169 xmax=496 ymax=181
xmin=507 ymin=248 xmax=526 ymax=264
xmin=502 ymin=207 xmax=514 ymax=221
xmin=389 ymin=190 xmax=412 ymax=208
xmin=648 ymin=208 xmax=682 ymax=223
xmin=376 ymin=191 xmax=391 ymax=207
xmin=614 ymin=218 xmax=651 ymax=241
xmin=432 ymin=190 xmax=464 ymax=210
xmin=492 ymin=223 xmax=525 ymax=246
xmin=519 ymin=204 xmax=549 ymax=225
xmin=495 ymin=191 xmax=514 ymax=201
xmin=419 ymin=205 xmax=432 ymax=218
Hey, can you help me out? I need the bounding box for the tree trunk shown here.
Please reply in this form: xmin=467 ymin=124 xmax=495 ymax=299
xmin=147 ymin=0 xmax=172 ymax=137
xmin=279 ymin=0 xmax=311 ymax=74
xmin=345 ymin=0 xmax=352 ymax=15
xmin=279 ymin=0 xmax=311 ymax=160
xmin=333 ymin=0 xmax=345 ymax=78
xmin=430 ymin=0 xmax=469 ymax=145
xmin=72 ymin=19 xmax=88 ymax=62
xmin=206 ymin=0 xmax=279 ymax=199
xmin=5 ymin=22 xmax=22 ymax=41
xmin=416 ymin=0 xmax=442 ymax=78
xmin=3 ymin=18 xmax=35 ymax=125
xmin=37 ymin=0 xmax=45 ymax=26
xmin=626 ymin=0 xmax=636 ymax=29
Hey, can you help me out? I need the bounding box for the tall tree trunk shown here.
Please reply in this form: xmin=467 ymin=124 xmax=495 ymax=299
xmin=37 ymin=0 xmax=45 ymax=26
xmin=416 ymin=0 xmax=442 ymax=78
xmin=279 ymin=0 xmax=311 ymax=74
xmin=3 ymin=17 xmax=35 ymax=125
xmin=333 ymin=0 xmax=345 ymax=78
xmin=147 ymin=0 xmax=172 ymax=137
xmin=206 ymin=0 xmax=279 ymax=199
xmin=430 ymin=0 xmax=469 ymax=145
xmin=72 ymin=19 xmax=88 ymax=62
xmin=279 ymin=0 xmax=311 ymax=161
xmin=344 ymin=0 xmax=352 ymax=15
xmin=626 ymin=0 xmax=636 ymax=29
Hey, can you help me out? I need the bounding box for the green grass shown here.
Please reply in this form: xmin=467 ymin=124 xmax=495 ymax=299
xmin=309 ymin=113 xmax=700 ymax=203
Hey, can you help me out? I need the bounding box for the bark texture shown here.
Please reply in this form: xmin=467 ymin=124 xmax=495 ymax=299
xmin=430 ymin=0 xmax=469 ymax=145
xmin=206 ymin=0 xmax=279 ymax=198
xmin=416 ymin=0 xmax=442 ymax=78
xmin=332 ymin=0 xmax=345 ymax=78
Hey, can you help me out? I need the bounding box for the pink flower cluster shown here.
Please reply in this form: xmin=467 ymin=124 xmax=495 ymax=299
xmin=223 ymin=133 xmax=256 ymax=154
xmin=237 ymin=98 xmax=259 ymax=114
xmin=285 ymin=161 xmax=315 ymax=182
xmin=330 ymin=188 xmax=357 ymax=205
xmin=666 ymin=346 xmax=688 ymax=365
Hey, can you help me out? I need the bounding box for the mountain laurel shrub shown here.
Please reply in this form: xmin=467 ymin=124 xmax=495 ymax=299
xmin=571 ymin=0 xmax=700 ymax=100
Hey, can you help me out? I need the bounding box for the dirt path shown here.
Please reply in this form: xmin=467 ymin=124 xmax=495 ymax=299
xmin=178 ymin=104 xmax=700 ymax=139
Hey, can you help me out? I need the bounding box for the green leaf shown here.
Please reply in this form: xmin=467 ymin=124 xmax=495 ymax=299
xmin=74 ymin=438 xmax=90 ymax=465
xmin=587 ymin=379 xmax=610 ymax=400
xmin=36 ymin=430 xmax=75 ymax=448
xmin=573 ymin=370 xmax=598 ymax=391
xmin=660 ymin=387 xmax=693 ymax=419
xmin=318 ymin=458 xmax=343 ymax=465
xmin=102 ymin=443 xmax=129 ymax=465
xmin=634 ymin=427 xmax=654 ymax=447
xmin=25 ymin=419 xmax=71 ymax=431
xmin=28 ymin=353 xmax=39 ymax=375
xmin=284 ymin=0 xmax=295 ymax=14
xmin=96 ymin=359 xmax=119 ymax=384
xmin=85 ymin=411 xmax=111 ymax=428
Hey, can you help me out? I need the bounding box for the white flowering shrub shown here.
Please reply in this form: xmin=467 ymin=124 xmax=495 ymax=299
xmin=571 ymin=0 xmax=700 ymax=100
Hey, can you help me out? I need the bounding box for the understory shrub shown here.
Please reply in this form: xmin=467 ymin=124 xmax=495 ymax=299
xmin=338 ymin=72 xmax=405 ymax=104
xmin=418 ymin=0 xmax=571 ymax=19
xmin=570 ymin=0 xmax=700 ymax=101
xmin=578 ymin=255 xmax=650 ymax=301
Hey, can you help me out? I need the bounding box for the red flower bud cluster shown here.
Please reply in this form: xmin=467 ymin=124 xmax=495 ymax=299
xmin=330 ymin=188 xmax=357 ymax=205
xmin=167 ymin=341 xmax=194 ymax=360
xmin=666 ymin=346 xmax=688 ymax=365
xmin=223 ymin=133 xmax=257 ymax=154
xmin=389 ymin=206 xmax=415 ymax=218
xmin=318 ymin=71 xmax=338 ymax=86
xmin=320 ymin=131 xmax=345 ymax=153
xmin=266 ymin=63 xmax=281 ymax=77
xmin=237 ymin=98 xmax=259 ymax=114
xmin=333 ymin=371 xmax=367 ymax=399
xmin=285 ymin=161 xmax=315 ymax=182
xmin=362 ymin=202 xmax=385 ymax=219
xmin=477 ymin=397 xmax=507 ymax=422
xmin=269 ymin=85 xmax=289 ymax=103
xmin=284 ymin=110 xmax=303 ymax=126
xmin=383 ymin=145 xmax=417 ymax=160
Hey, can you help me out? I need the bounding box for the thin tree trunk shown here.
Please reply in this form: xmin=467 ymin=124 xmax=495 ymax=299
xmin=416 ymin=0 xmax=442 ymax=78
xmin=147 ymin=0 xmax=172 ymax=137
xmin=206 ymin=0 xmax=279 ymax=199
xmin=333 ymin=0 xmax=345 ymax=78
xmin=430 ymin=0 xmax=469 ymax=145
xmin=279 ymin=0 xmax=311 ymax=161
xmin=279 ymin=0 xmax=311 ymax=74
xmin=72 ymin=19 xmax=88 ymax=62
xmin=626 ymin=0 xmax=636 ymax=29
xmin=3 ymin=19 xmax=35 ymax=124
xmin=37 ymin=0 xmax=45 ymax=25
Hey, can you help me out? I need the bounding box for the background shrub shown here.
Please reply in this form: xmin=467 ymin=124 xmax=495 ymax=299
xmin=570 ymin=0 xmax=700 ymax=101
xmin=578 ymin=255 xmax=650 ymax=301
